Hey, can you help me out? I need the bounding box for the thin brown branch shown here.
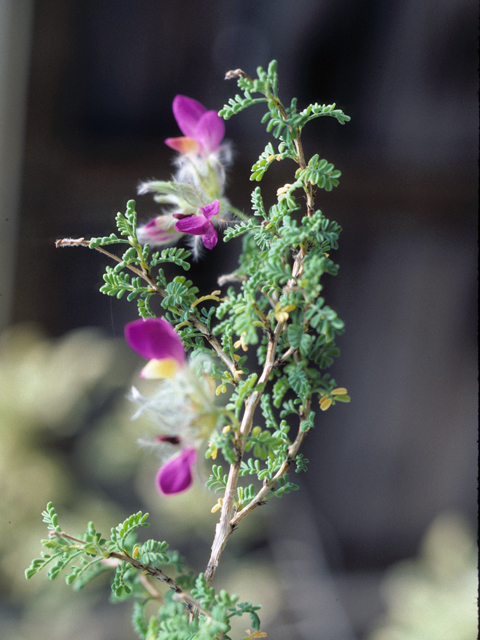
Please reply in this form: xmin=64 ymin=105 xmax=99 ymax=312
xmin=217 ymin=272 xmax=247 ymax=287
xmin=188 ymin=315 xmax=239 ymax=378
xmin=204 ymin=238 xmax=310 ymax=586
xmin=139 ymin=574 xmax=163 ymax=600
xmin=50 ymin=530 xmax=88 ymax=545
xmin=273 ymin=96 xmax=316 ymax=217
xmin=204 ymin=318 xmax=286 ymax=586
xmin=230 ymin=398 xmax=311 ymax=527
xmin=55 ymin=238 xmax=164 ymax=292
xmin=50 ymin=530 xmax=205 ymax=615
xmin=108 ymin=551 xmax=206 ymax=615
xmin=224 ymin=69 xmax=254 ymax=82
xmin=273 ymin=345 xmax=296 ymax=367
xmin=55 ymin=237 xmax=239 ymax=379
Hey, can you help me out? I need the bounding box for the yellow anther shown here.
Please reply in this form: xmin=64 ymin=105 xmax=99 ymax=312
xmin=274 ymin=302 xmax=296 ymax=323
xmin=267 ymin=154 xmax=276 ymax=162
xmin=234 ymin=333 xmax=248 ymax=351
xmin=276 ymin=184 xmax=291 ymax=197
xmin=132 ymin=545 xmax=140 ymax=559
xmin=211 ymin=446 xmax=218 ymax=460
xmin=211 ymin=498 xmax=223 ymax=513
xmin=215 ymin=384 xmax=227 ymax=396
xmin=233 ymin=370 xmax=244 ymax=383
xmin=332 ymin=387 xmax=348 ymax=395
xmin=222 ymin=425 xmax=231 ymax=434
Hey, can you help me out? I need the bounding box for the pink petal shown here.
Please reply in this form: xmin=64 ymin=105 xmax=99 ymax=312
xmin=164 ymin=136 xmax=200 ymax=155
xmin=172 ymin=95 xmax=206 ymax=138
xmin=174 ymin=215 xmax=210 ymax=235
xmin=125 ymin=318 xmax=185 ymax=365
xmin=141 ymin=218 xmax=178 ymax=243
xmin=195 ymin=111 xmax=225 ymax=154
xmin=200 ymin=199 xmax=220 ymax=221
xmin=156 ymin=447 xmax=197 ymax=495
xmin=202 ymin=224 xmax=218 ymax=250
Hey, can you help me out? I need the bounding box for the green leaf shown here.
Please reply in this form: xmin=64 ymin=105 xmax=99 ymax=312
xmin=191 ymin=573 xmax=216 ymax=608
xmin=219 ymin=93 xmax=265 ymax=120
xmin=295 ymin=155 xmax=341 ymax=191
xmin=42 ymin=502 xmax=62 ymax=533
xmin=111 ymin=562 xmax=132 ymax=597
xmin=250 ymin=142 xmax=277 ymax=181
xmin=138 ymin=539 xmax=169 ymax=565
xmin=158 ymin=247 xmax=192 ymax=271
xmin=112 ymin=511 xmax=150 ymax=547
xmin=206 ymin=465 xmax=228 ymax=493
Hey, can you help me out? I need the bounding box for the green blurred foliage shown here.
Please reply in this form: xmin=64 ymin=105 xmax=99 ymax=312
xmin=0 ymin=325 xmax=139 ymax=638
xmin=368 ymin=512 xmax=478 ymax=640
xmin=0 ymin=324 xmax=281 ymax=639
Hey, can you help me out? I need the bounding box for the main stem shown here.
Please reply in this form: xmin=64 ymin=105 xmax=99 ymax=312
xmin=204 ymin=250 xmax=306 ymax=586
xmin=204 ymin=94 xmax=314 ymax=583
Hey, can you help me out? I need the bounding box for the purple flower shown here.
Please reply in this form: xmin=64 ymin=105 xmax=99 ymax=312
xmin=125 ymin=318 xmax=217 ymax=496
xmin=173 ymin=200 xmax=220 ymax=250
xmin=138 ymin=218 xmax=179 ymax=245
xmin=125 ymin=317 xmax=185 ymax=379
xmin=165 ymin=95 xmax=225 ymax=157
xmin=156 ymin=446 xmax=197 ymax=495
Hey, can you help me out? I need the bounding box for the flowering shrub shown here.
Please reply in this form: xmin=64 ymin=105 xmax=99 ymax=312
xmin=29 ymin=61 xmax=350 ymax=639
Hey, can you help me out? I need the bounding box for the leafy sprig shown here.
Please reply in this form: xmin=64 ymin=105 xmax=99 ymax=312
xmin=27 ymin=504 xmax=262 ymax=640
xmin=46 ymin=59 xmax=351 ymax=638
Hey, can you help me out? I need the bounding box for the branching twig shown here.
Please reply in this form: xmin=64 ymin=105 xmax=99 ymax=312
xmin=50 ymin=530 xmax=205 ymax=615
xmin=231 ymin=398 xmax=311 ymax=527
xmin=205 ymin=239 xmax=307 ymax=585
xmin=56 ymin=237 xmax=239 ymax=379
xmin=203 ymin=78 xmax=318 ymax=584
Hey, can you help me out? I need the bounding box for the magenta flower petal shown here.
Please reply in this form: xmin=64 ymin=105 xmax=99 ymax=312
xmin=172 ymin=95 xmax=206 ymax=138
xmin=172 ymin=200 xmax=220 ymax=250
xmin=156 ymin=447 xmax=197 ymax=495
xmin=195 ymin=111 xmax=225 ymax=154
xmin=200 ymin=199 xmax=220 ymax=221
xmin=125 ymin=318 xmax=185 ymax=366
xmin=174 ymin=215 xmax=210 ymax=235
xmin=202 ymin=225 xmax=218 ymax=249
xmin=142 ymin=219 xmax=178 ymax=243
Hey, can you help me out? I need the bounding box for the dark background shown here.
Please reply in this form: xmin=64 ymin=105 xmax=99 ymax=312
xmin=2 ymin=1 xmax=478 ymax=638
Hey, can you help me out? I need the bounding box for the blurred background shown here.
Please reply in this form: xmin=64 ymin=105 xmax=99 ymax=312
xmin=0 ymin=1 xmax=477 ymax=639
